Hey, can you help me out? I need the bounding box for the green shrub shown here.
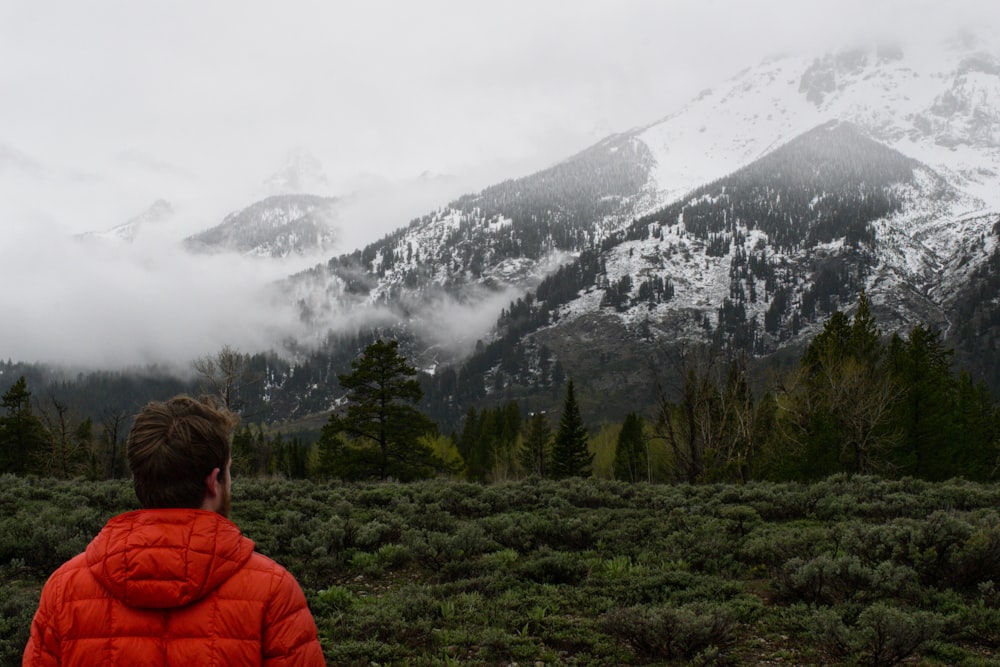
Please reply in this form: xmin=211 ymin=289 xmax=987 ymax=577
xmin=740 ymin=521 xmax=833 ymax=571
xmin=0 ymin=577 xmax=37 ymax=667
xmin=355 ymin=517 xmax=403 ymax=548
xmin=776 ymin=554 xmax=874 ymax=604
xmin=349 ymin=551 xmax=383 ymax=577
xmin=809 ymin=602 xmax=943 ymax=666
xmin=600 ymin=602 xmax=736 ymax=661
xmin=311 ymin=584 xmax=354 ymax=616
xmin=9 ymin=474 xmax=1000 ymax=665
xmin=375 ymin=543 xmax=411 ymax=569
xmin=517 ymin=547 xmax=589 ymax=585
xmin=949 ymin=522 xmax=1000 ymax=590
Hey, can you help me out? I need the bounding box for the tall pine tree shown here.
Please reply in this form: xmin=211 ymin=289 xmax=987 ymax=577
xmin=885 ymin=325 xmax=955 ymax=479
xmin=551 ymin=380 xmax=593 ymax=478
xmin=519 ymin=411 xmax=552 ymax=478
xmin=0 ymin=376 xmax=49 ymax=474
xmin=613 ymin=412 xmax=646 ymax=482
xmin=318 ymin=339 xmax=442 ymax=481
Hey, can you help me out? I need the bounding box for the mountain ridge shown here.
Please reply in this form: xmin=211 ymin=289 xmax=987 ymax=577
xmin=238 ymin=40 xmax=1000 ymax=427
xmin=15 ymin=38 xmax=1000 ymax=431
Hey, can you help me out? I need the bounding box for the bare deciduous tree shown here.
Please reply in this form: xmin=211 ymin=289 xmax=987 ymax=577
xmin=99 ymin=408 xmax=129 ymax=479
xmin=192 ymin=345 xmax=261 ymax=414
xmin=37 ymin=392 xmax=89 ymax=479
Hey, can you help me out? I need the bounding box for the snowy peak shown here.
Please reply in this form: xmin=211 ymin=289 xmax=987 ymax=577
xmin=798 ymin=48 xmax=880 ymax=106
xmin=184 ymin=194 xmax=339 ymax=258
xmin=630 ymin=120 xmax=954 ymax=260
xmin=636 ymin=40 xmax=1000 ymax=209
xmin=260 ymin=148 xmax=333 ymax=196
xmin=923 ymin=51 xmax=1000 ymax=148
xmin=447 ymin=117 xmax=997 ymax=422
xmin=734 ymin=120 xmax=918 ymax=191
xmin=75 ymin=199 xmax=175 ymax=243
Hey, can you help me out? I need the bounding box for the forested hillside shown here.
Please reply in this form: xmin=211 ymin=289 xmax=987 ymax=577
xmin=286 ymin=133 xmax=654 ymax=324
xmin=949 ymin=218 xmax=1000 ymax=389
xmin=419 ymin=122 xmax=960 ymax=422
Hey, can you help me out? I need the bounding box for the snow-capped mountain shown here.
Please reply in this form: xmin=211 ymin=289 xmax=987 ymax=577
xmin=283 ymin=133 xmax=655 ymax=354
xmin=638 ymin=41 xmax=1000 ymax=209
xmin=184 ymin=194 xmax=340 ymax=258
xmin=522 ymin=122 xmax=993 ymax=390
xmin=260 ymin=148 xmax=333 ymax=197
xmin=264 ymin=37 xmax=1000 ymax=423
xmin=75 ymin=199 xmax=175 ymax=243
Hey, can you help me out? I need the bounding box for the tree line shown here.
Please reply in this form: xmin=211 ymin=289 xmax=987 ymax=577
xmin=2 ymin=294 xmax=998 ymax=484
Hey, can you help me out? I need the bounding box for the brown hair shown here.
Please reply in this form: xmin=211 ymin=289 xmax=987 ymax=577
xmin=126 ymin=395 xmax=239 ymax=509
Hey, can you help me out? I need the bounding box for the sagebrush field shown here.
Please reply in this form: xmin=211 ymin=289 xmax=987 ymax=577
xmin=4 ymin=474 xmax=1000 ymax=666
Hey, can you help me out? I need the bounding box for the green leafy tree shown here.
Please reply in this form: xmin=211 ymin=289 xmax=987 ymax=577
xmin=319 ymin=339 xmax=443 ymax=481
xmin=0 ymin=376 xmax=49 ymax=474
xmin=519 ymin=411 xmax=553 ymax=477
xmin=551 ymin=380 xmax=593 ymax=478
xmin=613 ymin=412 xmax=647 ymax=482
xmin=781 ymin=293 xmax=899 ymax=477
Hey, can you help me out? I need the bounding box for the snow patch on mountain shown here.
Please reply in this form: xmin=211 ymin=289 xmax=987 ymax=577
xmin=185 ymin=194 xmax=339 ymax=258
xmin=637 ymin=44 xmax=1000 ymax=210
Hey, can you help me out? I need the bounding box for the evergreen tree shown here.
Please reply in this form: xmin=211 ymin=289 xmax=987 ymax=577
xmin=519 ymin=411 xmax=552 ymax=477
xmin=456 ymin=407 xmax=488 ymax=481
xmin=885 ymin=325 xmax=956 ymax=479
xmin=318 ymin=339 xmax=442 ymax=481
xmin=0 ymin=376 xmax=49 ymax=474
xmin=271 ymin=434 xmax=310 ymax=479
xmin=848 ymin=292 xmax=882 ymax=366
xmin=493 ymin=401 xmax=522 ymax=481
xmin=613 ymin=412 xmax=646 ymax=482
xmin=231 ymin=425 xmax=259 ymax=478
xmin=551 ymin=380 xmax=593 ymax=478
xmin=952 ymin=370 xmax=1000 ymax=481
xmin=456 ymin=402 xmax=523 ymax=482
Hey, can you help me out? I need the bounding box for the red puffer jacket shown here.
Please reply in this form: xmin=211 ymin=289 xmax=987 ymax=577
xmin=23 ymin=509 xmax=326 ymax=666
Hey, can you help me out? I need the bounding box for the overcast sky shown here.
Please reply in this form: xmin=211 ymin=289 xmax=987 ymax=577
xmin=0 ymin=0 xmax=997 ymax=368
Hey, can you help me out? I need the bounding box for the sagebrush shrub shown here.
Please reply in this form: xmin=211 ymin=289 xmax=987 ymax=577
xmin=600 ymin=602 xmax=736 ymax=660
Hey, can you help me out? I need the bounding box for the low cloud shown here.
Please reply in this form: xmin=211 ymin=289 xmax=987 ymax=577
xmin=0 ymin=225 xmax=309 ymax=369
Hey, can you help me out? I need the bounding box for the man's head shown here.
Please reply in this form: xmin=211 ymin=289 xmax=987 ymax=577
xmin=126 ymin=395 xmax=239 ymax=514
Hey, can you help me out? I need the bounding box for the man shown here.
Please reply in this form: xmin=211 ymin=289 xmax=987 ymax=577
xmin=23 ymin=395 xmax=326 ymax=666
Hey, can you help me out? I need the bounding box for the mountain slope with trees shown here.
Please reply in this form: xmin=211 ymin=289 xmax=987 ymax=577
xmin=422 ymin=121 xmax=993 ymax=426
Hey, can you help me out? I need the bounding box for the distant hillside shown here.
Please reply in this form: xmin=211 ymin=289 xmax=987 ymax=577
xmin=184 ymin=194 xmax=339 ymax=258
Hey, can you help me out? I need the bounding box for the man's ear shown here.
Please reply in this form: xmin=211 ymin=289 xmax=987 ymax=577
xmin=204 ymin=467 xmax=222 ymax=498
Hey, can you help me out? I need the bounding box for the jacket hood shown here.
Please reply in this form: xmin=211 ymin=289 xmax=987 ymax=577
xmin=86 ymin=508 xmax=255 ymax=609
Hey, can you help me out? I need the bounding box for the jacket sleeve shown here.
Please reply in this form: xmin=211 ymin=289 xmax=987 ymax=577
xmin=22 ymin=577 xmax=60 ymax=667
xmin=262 ymin=567 xmax=326 ymax=666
